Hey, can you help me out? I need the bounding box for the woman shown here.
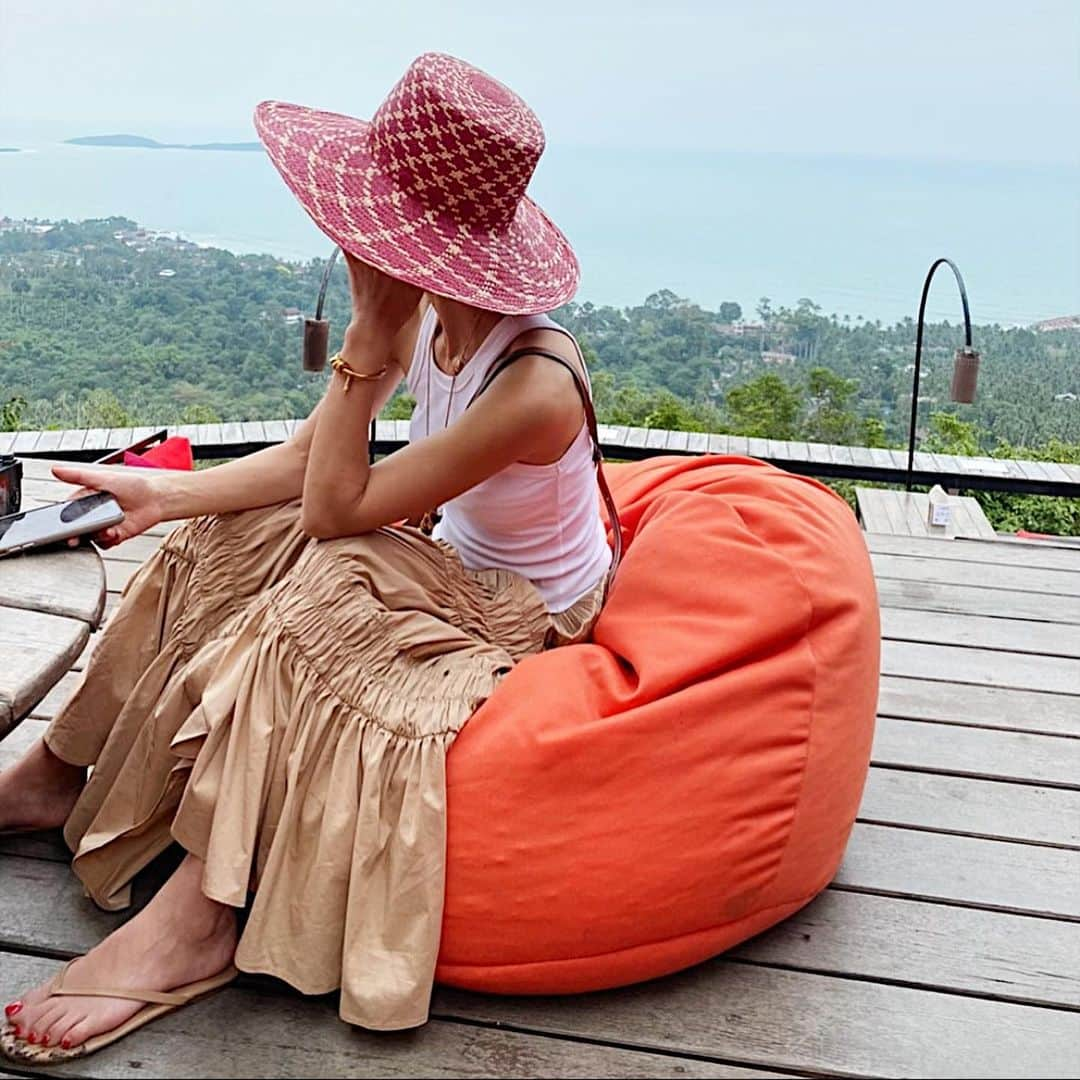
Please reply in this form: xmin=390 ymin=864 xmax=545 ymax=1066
xmin=0 ymin=52 xmax=615 ymax=1062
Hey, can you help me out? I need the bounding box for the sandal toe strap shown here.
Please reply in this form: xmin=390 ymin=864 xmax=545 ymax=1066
xmin=52 ymin=961 xmax=198 ymax=1007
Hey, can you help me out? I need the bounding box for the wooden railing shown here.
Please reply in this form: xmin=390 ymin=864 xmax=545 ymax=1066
xmin=4 ymin=421 xmax=1079 ymax=498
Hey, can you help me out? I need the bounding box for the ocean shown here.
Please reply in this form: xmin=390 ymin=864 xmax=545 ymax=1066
xmin=2 ymin=141 xmax=1076 ymax=326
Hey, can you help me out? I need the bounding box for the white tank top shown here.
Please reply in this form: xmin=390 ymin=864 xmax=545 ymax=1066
xmin=406 ymin=306 xmax=611 ymax=612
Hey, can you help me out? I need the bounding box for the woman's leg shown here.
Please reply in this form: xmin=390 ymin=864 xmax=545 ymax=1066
xmin=4 ymin=854 xmax=236 ymax=1051
xmin=0 ymin=738 xmax=84 ymax=832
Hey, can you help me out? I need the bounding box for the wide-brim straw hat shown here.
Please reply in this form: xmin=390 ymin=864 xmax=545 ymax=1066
xmin=255 ymin=52 xmax=579 ymax=315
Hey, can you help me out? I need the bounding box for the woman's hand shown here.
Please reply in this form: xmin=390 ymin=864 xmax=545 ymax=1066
xmin=51 ymin=464 xmax=167 ymax=548
xmin=342 ymin=252 xmax=423 ymax=350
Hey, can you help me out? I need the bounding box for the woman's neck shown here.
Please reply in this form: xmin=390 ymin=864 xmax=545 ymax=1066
xmin=430 ymin=296 xmax=503 ymax=375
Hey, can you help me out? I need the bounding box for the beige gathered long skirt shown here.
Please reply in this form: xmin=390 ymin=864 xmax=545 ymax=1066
xmin=44 ymin=500 xmax=603 ymax=1030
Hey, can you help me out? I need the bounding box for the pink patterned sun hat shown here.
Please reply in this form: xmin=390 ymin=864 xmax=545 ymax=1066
xmin=255 ymin=53 xmax=580 ymax=315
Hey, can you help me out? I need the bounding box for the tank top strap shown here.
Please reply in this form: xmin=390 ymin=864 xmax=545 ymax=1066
xmin=471 ymin=313 xmax=570 ymax=385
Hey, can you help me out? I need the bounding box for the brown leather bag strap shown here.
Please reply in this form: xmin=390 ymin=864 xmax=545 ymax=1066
xmin=465 ymin=345 xmax=622 ymax=602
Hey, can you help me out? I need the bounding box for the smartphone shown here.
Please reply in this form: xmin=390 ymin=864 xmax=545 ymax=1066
xmin=0 ymin=492 xmax=125 ymax=558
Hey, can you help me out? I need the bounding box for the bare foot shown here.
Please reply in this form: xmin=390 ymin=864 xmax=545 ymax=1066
xmin=4 ymin=856 xmax=236 ymax=1052
xmin=0 ymin=737 xmax=84 ymax=832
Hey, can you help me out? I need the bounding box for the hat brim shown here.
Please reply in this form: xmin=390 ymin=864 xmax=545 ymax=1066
xmin=255 ymin=101 xmax=579 ymax=315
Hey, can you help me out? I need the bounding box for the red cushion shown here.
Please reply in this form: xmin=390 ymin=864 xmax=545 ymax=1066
xmin=123 ymin=437 xmax=193 ymax=471
xmin=436 ymin=455 xmax=880 ymax=994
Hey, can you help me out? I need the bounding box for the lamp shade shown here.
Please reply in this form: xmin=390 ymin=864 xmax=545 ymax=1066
xmin=950 ymin=346 xmax=980 ymax=404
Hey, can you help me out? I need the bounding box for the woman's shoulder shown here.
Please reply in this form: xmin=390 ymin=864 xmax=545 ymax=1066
xmin=501 ymin=321 xmax=583 ymax=379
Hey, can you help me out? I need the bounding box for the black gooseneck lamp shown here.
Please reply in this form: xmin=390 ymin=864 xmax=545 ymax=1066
xmin=302 ymin=245 xmax=341 ymax=372
xmin=905 ymin=257 xmax=981 ymax=490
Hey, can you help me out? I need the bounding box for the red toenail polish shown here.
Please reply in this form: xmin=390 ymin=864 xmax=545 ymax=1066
xmin=27 ymin=1031 xmax=37 ymax=1044
xmin=61 ymin=1037 xmax=71 ymax=1049
xmin=41 ymin=1035 xmax=50 ymax=1046
xmin=3 ymin=1002 xmax=20 ymax=1017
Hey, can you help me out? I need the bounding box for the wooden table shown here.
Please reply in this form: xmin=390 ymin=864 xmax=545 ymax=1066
xmin=855 ymin=486 xmax=997 ymax=539
xmin=0 ymin=499 xmax=105 ymax=737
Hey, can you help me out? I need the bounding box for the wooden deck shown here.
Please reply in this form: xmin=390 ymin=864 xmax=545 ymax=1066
xmin=1 ymin=457 xmax=1079 ymax=1078
xmin=5 ymin=421 xmax=1080 ymax=496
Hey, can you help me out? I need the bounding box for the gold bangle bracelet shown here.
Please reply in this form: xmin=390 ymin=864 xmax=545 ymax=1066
xmin=329 ymin=353 xmax=388 ymax=394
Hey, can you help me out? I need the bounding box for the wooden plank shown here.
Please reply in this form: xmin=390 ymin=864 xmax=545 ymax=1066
xmin=828 ymin=443 xmax=854 ymax=466
xmin=27 ymin=674 xmax=78 ymax=722
xmin=765 ymin=440 xmax=790 ymax=460
xmin=867 ymin=447 xmax=896 ymax=470
xmin=99 ymin=532 xmax=164 ymax=565
xmin=732 ymin=888 xmax=1080 ymax=1010
xmin=0 ymin=953 xmax=748 ymax=1080
xmin=624 ymin=426 xmax=648 ymax=449
xmin=880 ymin=607 xmax=1080 ymax=658
xmin=723 ymin=435 xmax=748 ymax=456
xmin=240 ymin=420 xmax=266 ymax=444
xmin=1016 ymin=459 xmax=1053 ymax=483
xmin=837 ymin=821 xmax=1080 ymax=918
xmin=686 ymin=431 xmax=709 ymax=454
xmin=10 ymin=430 xmax=41 ymax=454
xmin=195 ymin=423 xmax=223 ymax=446
xmin=128 ymin=425 xmax=157 ymax=445
xmin=806 ymin=442 xmax=832 ymax=465
xmin=104 ymin=558 xmax=139 ymax=592
xmin=876 ymin=675 xmax=1080 ymax=737
xmin=0 ymin=608 xmax=88 ymax=734
xmin=872 ymin=552 xmax=1080 ymax=598
xmin=436 ymin=959 xmax=1080 ymax=1079
xmin=0 ymin=716 xmax=48 ymax=769
xmin=0 ymin=547 xmax=105 ymax=626
xmin=31 ymin=430 xmax=63 ymax=453
xmin=848 ymin=446 xmax=876 ymax=469
xmin=878 ymin=490 xmax=913 ymax=536
xmin=0 ymin=433 xmax=16 ymax=454
xmin=855 ymin=489 xmax=894 ymax=533
xmin=1038 ymin=460 xmax=1072 ymax=483
xmin=707 ymin=433 xmax=730 ymax=454
xmin=108 ymin=427 xmax=133 ymax=450
xmin=956 ymin=496 xmax=997 ymax=539
xmin=599 ymin=425 xmax=628 ymax=449
xmin=644 ymin=428 xmax=668 ymax=450
xmin=875 ymin=576 xmax=1080 ymax=623
xmin=782 ymin=440 xmax=812 ymax=463
xmin=881 ymin=639 xmax=1080 ymax=695
xmin=873 ymin=716 xmax=1080 ymax=789
xmin=745 ymin=437 xmax=770 ymax=459
xmin=219 ymin=421 xmax=245 ymax=446
xmin=57 ymin=428 xmax=88 ymax=453
xmin=964 ymin=456 xmax=1017 ymax=478
xmin=0 ymin=846 xmax=1066 ymax=1034
xmin=393 ymin=418 xmax=411 ymax=443
xmin=261 ymin=419 xmax=289 ymax=444
xmin=859 ymin=766 xmax=1080 ymax=847
xmin=666 ymin=429 xmax=690 ymax=452
xmin=81 ymin=427 xmax=108 ymax=451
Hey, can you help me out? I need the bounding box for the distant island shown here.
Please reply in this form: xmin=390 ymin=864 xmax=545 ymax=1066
xmin=66 ymin=134 xmax=262 ymax=152
xmin=0 ymin=147 xmax=20 ymax=153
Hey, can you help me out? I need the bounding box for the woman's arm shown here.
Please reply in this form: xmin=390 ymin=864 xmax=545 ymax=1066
xmin=303 ymin=353 xmax=581 ymax=538
xmin=51 ymin=356 xmax=405 ymax=547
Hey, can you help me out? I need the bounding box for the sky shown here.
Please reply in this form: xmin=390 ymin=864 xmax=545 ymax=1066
xmin=1 ymin=0 xmax=1077 ymax=165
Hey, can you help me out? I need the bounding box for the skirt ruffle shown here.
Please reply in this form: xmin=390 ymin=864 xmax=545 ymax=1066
xmin=45 ymin=502 xmax=601 ymax=1030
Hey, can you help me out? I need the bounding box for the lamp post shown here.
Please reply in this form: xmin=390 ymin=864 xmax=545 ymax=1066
xmin=905 ymin=258 xmax=981 ymax=491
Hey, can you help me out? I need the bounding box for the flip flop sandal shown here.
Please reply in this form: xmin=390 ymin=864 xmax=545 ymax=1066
xmin=0 ymin=959 xmax=238 ymax=1063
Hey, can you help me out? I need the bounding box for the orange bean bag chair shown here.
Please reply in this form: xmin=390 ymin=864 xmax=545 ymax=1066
xmin=437 ymin=454 xmax=880 ymax=993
